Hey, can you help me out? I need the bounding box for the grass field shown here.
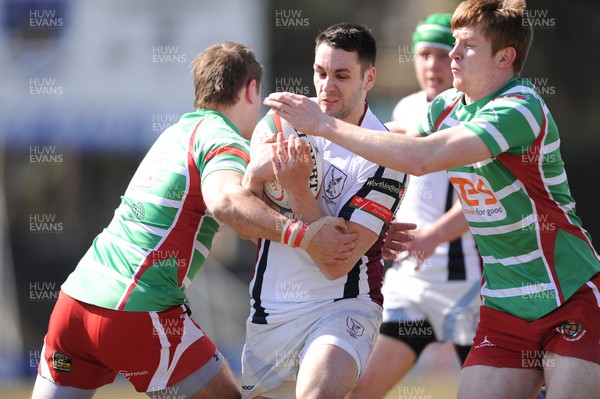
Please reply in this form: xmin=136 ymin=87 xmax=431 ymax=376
xmin=1 ymin=377 xmax=458 ymax=399
xmin=2 ymin=344 xmax=461 ymax=398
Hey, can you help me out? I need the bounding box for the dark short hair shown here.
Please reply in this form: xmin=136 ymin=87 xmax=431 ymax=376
xmin=190 ymin=41 xmax=263 ymax=109
xmin=315 ymin=22 xmax=377 ymax=72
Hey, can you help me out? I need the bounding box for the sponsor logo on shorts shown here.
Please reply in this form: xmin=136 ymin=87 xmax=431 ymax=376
xmin=346 ymin=317 xmax=364 ymax=339
xmin=52 ymin=351 xmax=72 ymax=372
xmin=119 ymin=369 xmax=150 ymax=379
xmin=557 ymin=320 xmax=587 ymax=342
xmin=474 ymin=335 xmax=496 ymax=349
xmin=242 ymin=385 xmax=255 ymax=391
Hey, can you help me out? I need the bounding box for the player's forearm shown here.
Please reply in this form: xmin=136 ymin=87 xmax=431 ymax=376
xmin=211 ymin=185 xmax=286 ymax=242
xmin=422 ymin=201 xmax=469 ymax=245
xmin=320 ymin=117 xmax=430 ymax=176
xmin=318 ymin=118 xmax=492 ymax=176
xmin=384 ymin=120 xmax=408 ymax=134
xmin=285 ymin=186 xmax=324 ymax=223
xmin=241 ymin=168 xmax=265 ymax=199
xmin=318 ymin=222 xmax=379 ymax=280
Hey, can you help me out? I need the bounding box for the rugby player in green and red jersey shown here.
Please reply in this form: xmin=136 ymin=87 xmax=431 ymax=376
xmin=31 ymin=42 xmax=356 ymax=399
xmin=264 ymin=1 xmax=600 ymax=397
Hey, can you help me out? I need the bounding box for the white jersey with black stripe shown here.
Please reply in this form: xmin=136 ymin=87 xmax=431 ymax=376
xmin=383 ymin=91 xmax=482 ymax=311
xmin=248 ymin=106 xmax=409 ymax=325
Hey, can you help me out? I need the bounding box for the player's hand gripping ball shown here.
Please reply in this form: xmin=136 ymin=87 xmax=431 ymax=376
xmin=251 ymin=111 xmax=323 ymax=212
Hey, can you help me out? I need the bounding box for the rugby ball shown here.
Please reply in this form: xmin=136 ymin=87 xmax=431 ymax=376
xmin=251 ymin=111 xmax=323 ymax=211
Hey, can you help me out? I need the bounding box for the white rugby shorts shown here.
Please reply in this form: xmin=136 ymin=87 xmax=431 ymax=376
xmin=241 ymin=298 xmax=382 ymax=399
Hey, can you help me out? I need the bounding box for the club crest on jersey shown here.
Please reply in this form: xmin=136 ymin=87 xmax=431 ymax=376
xmin=123 ymin=198 xmax=145 ymax=221
xmin=323 ymin=165 xmax=347 ymax=201
xmin=557 ymin=320 xmax=586 ymax=342
xmin=346 ymin=317 xmax=364 ymax=339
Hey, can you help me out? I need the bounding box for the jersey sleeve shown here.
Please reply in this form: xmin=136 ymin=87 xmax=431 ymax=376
xmin=197 ymin=128 xmax=251 ymax=183
xmin=338 ymin=163 xmax=408 ymax=236
xmin=417 ymin=105 xmax=434 ymax=137
xmin=462 ymin=94 xmax=543 ymax=157
xmin=418 ymin=89 xmax=460 ymax=137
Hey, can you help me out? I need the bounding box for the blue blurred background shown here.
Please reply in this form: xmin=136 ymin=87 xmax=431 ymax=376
xmin=1 ymin=0 xmax=599 ymax=396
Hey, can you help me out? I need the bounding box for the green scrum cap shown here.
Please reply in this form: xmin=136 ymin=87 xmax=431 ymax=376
xmin=412 ymin=13 xmax=454 ymax=52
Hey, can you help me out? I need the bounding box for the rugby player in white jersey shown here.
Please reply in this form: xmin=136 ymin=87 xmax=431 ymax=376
xmin=241 ymin=23 xmax=408 ymax=399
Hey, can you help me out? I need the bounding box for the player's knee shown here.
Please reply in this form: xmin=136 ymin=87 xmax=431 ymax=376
xmin=295 ymin=383 xmax=320 ymax=399
xmin=346 ymin=380 xmax=371 ymax=399
xmin=296 ymin=378 xmax=353 ymax=399
xmin=189 ymin=364 xmax=240 ymax=399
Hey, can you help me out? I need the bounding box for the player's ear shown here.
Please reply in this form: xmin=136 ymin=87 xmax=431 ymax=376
xmin=497 ymin=47 xmax=516 ymax=70
xmin=245 ymin=79 xmax=259 ymax=104
xmin=363 ymin=65 xmax=376 ymax=92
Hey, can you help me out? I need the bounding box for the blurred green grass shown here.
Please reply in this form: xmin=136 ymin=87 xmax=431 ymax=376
xmin=1 ymin=375 xmax=459 ymax=399
xmin=3 ymin=343 xmax=461 ymax=398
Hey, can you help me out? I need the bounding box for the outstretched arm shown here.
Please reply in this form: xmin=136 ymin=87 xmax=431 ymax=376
xmin=384 ymin=120 xmax=408 ymax=134
xmin=264 ymin=92 xmax=492 ymax=175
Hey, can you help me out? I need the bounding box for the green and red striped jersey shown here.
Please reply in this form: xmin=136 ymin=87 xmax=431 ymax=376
xmin=62 ymin=109 xmax=250 ymax=311
xmin=420 ymin=77 xmax=600 ymax=320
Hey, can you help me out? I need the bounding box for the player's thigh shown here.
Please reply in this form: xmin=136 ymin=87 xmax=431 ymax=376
xmin=543 ymin=353 xmax=600 ymax=398
xmin=458 ymin=365 xmax=543 ymax=399
xmin=348 ymin=334 xmax=417 ymax=399
xmin=241 ymin=319 xmax=308 ymax=398
xmin=32 ymin=375 xmax=96 ymax=399
xmin=297 ymin=300 xmax=381 ymax=398
xmin=37 ymin=293 xmax=119 ymax=391
xmin=296 ymin=343 xmax=357 ymax=399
